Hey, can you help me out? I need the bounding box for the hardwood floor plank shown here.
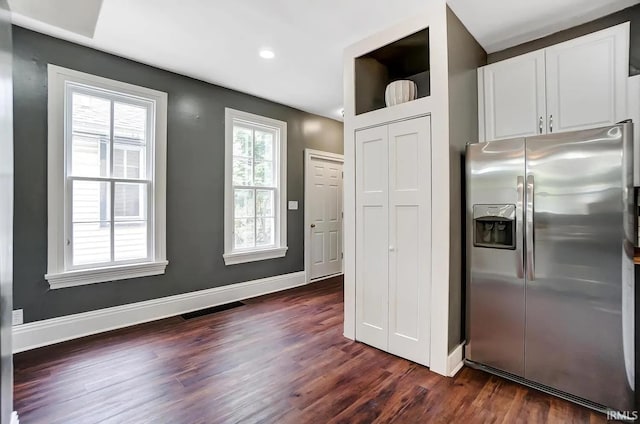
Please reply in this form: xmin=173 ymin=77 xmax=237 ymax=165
xmin=14 ymin=275 xmax=606 ymax=423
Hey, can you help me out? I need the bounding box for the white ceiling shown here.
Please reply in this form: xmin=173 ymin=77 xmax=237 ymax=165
xmin=9 ymin=0 xmax=103 ymax=37
xmin=448 ymin=0 xmax=640 ymax=53
xmin=8 ymin=0 xmax=640 ymax=120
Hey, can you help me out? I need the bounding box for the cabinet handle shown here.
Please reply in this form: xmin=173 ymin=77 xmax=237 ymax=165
xmin=549 ymin=115 xmax=553 ymax=133
xmin=538 ymin=116 xmax=543 ymax=134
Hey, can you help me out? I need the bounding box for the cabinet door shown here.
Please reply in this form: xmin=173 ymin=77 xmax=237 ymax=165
xmin=545 ymin=23 xmax=628 ymax=134
xmin=481 ymin=50 xmax=546 ymax=141
xmin=355 ymin=125 xmax=389 ymax=351
xmin=388 ymin=116 xmax=431 ymax=366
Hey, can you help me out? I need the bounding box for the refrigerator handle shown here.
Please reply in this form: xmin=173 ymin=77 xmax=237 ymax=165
xmin=526 ymin=175 xmax=535 ymax=281
xmin=516 ymin=176 xmax=525 ymax=278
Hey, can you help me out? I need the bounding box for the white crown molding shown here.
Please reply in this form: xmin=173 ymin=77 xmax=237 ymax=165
xmin=13 ymin=271 xmax=306 ymax=353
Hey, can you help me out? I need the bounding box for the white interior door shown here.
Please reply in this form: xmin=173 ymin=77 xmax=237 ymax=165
xmin=308 ymin=156 xmax=343 ymax=281
xmin=355 ymin=125 xmax=389 ymax=351
xmin=481 ymin=50 xmax=546 ymax=141
xmin=545 ymin=23 xmax=628 ymax=134
xmin=387 ymin=116 xmax=431 ymax=366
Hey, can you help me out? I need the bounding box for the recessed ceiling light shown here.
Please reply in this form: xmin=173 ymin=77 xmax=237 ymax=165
xmin=259 ymin=49 xmax=275 ymax=59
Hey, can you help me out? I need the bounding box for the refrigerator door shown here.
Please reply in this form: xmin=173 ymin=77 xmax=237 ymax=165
xmin=466 ymin=138 xmax=526 ymax=376
xmin=524 ymin=123 xmax=634 ymax=411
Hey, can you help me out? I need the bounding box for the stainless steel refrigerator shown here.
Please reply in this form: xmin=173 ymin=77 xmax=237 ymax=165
xmin=465 ymin=122 xmax=635 ymax=412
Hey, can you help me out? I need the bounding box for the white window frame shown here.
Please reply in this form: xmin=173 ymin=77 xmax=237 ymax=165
xmin=45 ymin=65 xmax=168 ymax=289
xmin=223 ymin=108 xmax=288 ymax=265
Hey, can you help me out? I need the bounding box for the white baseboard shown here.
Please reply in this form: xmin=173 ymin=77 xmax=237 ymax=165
xmin=10 ymin=411 xmax=18 ymax=424
xmin=447 ymin=342 xmax=465 ymax=377
xmin=13 ymin=271 xmax=306 ymax=353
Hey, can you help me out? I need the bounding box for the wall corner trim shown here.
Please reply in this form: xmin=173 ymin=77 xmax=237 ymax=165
xmin=447 ymin=342 xmax=465 ymax=377
xmin=12 ymin=271 xmax=306 ymax=353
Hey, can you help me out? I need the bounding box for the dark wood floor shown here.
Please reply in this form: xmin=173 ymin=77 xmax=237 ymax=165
xmin=14 ymin=276 xmax=605 ymax=424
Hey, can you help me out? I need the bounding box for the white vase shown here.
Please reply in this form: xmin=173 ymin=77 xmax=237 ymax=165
xmin=385 ymin=80 xmax=417 ymax=107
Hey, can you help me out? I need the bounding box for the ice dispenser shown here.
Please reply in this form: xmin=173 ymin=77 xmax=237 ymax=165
xmin=473 ymin=204 xmax=516 ymax=249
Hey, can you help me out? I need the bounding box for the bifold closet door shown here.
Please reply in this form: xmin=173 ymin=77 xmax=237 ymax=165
xmin=355 ymin=124 xmax=389 ymax=351
xmin=388 ymin=117 xmax=431 ymax=365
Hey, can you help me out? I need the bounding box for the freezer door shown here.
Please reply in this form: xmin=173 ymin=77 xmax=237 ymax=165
xmin=466 ymin=138 xmax=526 ymax=376
xmin=524 ymin=124 xmax=634 ymax=411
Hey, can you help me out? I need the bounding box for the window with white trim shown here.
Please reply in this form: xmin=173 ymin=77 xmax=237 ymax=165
xmin=46 ymin=65 xmax=168 ymax=289
xmin=224 ymin=108 xmax=287 ymax=265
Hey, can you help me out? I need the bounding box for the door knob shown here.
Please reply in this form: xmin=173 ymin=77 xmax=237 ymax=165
xmin=310 ymin=224 xmax=316 ymax=228
xmin=389 ymin=246 xmax=395 ymax=252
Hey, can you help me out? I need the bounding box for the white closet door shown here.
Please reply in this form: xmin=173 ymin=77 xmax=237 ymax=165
xmin=355 ymin=125 xmax=389 ymax=351
xmin=545 ymin=23 xmax=628 ymax=134
xmin=387 ymin=116 xmax=431 ymax=365
xmin=481 ymin=50 xmax=546 ymax=141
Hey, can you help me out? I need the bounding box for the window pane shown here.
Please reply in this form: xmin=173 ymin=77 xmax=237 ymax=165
xmin=254 ymin=160 xmax=274 ymax=187
xmin=234 ymin=189 xmax=254 ymax=218
xmin=254 ymin=130 xmax=273 ymax=162
xmin=234 ymin=218 xmax=255 ymax=249
xmin=256 ymin=218 xmax=275 ymax=247
xmin=115 ymin=221 xmax=148 ymax=261
xmin=113 ymin=144 xmax=145 ymax=179
xmin=72 ymin=180 xmax=110 ymax=222
xmin=71 ymin=91 xmax=111 ymax=177
xmin=114 ymin=102 xmax=147 ymax=142
xmin=72 ymin=92 xmax=111 ymax=138
xmin=115 ymin=183 xmax=147 ymax=220
xmin=233 ymin=157 xmax=253 ymax=186
xmin=71 ymin=134 xmax=109 ymax=177
xmin=72 ymin=222 xmax=111 ymax=266
xmin=256 ymin=190 xmax=274 ymax=217
xmin=233 ymin=126 xmax=253 ymax=157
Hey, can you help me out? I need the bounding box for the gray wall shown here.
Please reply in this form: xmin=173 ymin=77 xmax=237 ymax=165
xmin=446 ymin=7 xmax=487 ymax=352
xmin=13 ymin=26 xmax=343 ymax=324
xmin=488 ymin=3 xmax=640 ymax=75
xmin=0 ymin=1 xmax=12 ymax=421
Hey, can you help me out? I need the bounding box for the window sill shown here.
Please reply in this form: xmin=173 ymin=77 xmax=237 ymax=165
xmin=223 ymin=247 xmax=288 ymax=265
xmin=45 ymin=260 xmax=169 ymax=290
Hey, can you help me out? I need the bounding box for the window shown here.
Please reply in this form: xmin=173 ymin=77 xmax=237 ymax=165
xmin=224 ymin=108 xmax=287 ymax=265
xmin=46 ymin=65 xmax=168 ymax=289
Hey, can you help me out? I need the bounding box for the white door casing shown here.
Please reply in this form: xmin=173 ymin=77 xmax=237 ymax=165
xmin=305 ymin=150 xmax=344 ymax=281
xmin=387 ymin=117 xmax=431 ymax=366
xmin=355 ymin=125 xmax=389 ymax=351
xmin=545 ymin=22 xmax=629 ymax=134
xmin=481 ymin=50 xmax=546 ymax=141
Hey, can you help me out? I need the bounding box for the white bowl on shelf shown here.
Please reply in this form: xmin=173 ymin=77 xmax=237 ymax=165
xmin=385 ymin=80 xmax=417 ymax=107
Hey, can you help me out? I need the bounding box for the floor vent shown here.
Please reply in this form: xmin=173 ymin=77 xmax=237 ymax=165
xmin=181 ymin=301 xmax=245 ymax=320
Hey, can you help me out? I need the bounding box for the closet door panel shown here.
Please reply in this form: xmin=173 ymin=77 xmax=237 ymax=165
xmin=355 ymin=125 xmax=389 ymax=350
xmin=388 ymin=116 xmax=431 ymax=365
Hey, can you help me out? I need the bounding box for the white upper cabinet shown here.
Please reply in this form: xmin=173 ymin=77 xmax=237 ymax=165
xmin=478 ymin=23 xmax=629 ymax=142
xmin=545 ymin=24 xmax=628 ymax=134
xmin=480 ymin=51 xmax=546 ymax=141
